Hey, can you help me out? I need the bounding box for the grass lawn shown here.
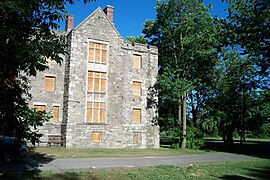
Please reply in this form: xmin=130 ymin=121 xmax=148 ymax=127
xmin=29 ymin=147 xmax=215 ymax=159
xmin=30 ymin=138 xmax=270 ymax=159
xmin=22 ymin=158 xmax=270 ymax=179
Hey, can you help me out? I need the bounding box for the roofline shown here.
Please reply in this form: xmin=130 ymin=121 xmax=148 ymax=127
xmin=74 ymin=7 xmax=123 ymax=39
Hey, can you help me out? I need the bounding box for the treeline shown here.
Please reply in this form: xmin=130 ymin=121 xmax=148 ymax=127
xmin=130 ymin=0 xmax=270 ymax=148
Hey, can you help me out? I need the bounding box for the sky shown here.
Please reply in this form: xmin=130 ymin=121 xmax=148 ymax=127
xmin=59 ymin=0 xmax=228 ymax=39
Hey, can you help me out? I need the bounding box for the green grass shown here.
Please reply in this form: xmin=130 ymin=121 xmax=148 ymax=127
xmin=23 ymin=158 xmax=270 ymax=180
xmin=30 ymin=147 xmax=215 ymax=159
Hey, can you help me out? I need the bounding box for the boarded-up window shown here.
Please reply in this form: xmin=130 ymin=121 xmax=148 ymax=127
xmin=34 ymin=105 xmax=46 ymax=120
xmin=89 ymin=42 xmax=107 ymax=64
xmin=34 ymin=105 xmax=45 ymax=112
xmin=132 ymin=81 xmax=141 ymax=96
xmin=53 ymin=106 xmax=59 ymax=123
xmin=44 ymin=76 xmax=55 ymax=92
xmin=133 ymin=132 xmax=142 ymax=144
xmin=133 ymin=54 xmax=142 ymax=69
xmin=87 ymin=102 xmax=106 ymax=123
xmin=88 ymin=71 xmax=106 ymax=93
xmin=91 ymin=132 xmax=102 ymax=143
xmin=132 ymin=109 xmax=141 ymax=124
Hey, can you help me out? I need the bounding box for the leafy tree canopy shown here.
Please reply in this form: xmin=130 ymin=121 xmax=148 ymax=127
xmin=0 ymin=0 xmax=95 ymax=144
xmin=222 ymin=0 xmax=270 ymax=75
xmin=127 ymin=35 xmax=147 ymax=45
xmin=143 ymin=0 xmax=219 ymax=148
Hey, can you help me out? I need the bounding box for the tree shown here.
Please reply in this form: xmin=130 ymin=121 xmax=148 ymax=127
xmin=205 ymin=46 xmax=270 ymax=145
xmin=143 ymin=0 xmax=219 ymax=148
xmin=222 ymin=0 xmax=270 ymax=75
xmin=204 ymin=0 xmax=270 ymax=145
xmin=206 ymin=50 xmax=249 ymax=145
xmin=127 ymin=35 xmax=147 ymax=45
xmin=0 ymin=0 xmax=95 ymax=144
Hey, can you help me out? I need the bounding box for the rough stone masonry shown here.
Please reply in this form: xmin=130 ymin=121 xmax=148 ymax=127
xmin=29 ymin=5 xmax=159 ymax=148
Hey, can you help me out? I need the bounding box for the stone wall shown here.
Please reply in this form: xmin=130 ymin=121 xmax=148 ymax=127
xmin=28 ymin=53 xmax=66 ymax=144
xmin=29 ymin=7 xmax=159 ymax=148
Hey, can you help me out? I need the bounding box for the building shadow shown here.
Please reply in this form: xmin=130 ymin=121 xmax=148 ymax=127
xmin=0 ymin=147 xmax=54 ymax=179
xmin=203 ymin=138 xmax=270 ymax=159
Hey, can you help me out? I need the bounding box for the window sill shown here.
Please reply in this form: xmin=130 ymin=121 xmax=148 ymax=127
xmin=77 ymin=122 xmax=109 ymax=125
xmin=87 ymin=92 xmax=106 ymax=95
xmin=45 ymin=122 xmax=61 ymax=125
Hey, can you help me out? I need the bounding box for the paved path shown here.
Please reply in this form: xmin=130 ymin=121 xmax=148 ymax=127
xmin=36 ymin=153 xmax=250 ymax=171
xmin=0 ymin=153 xmax=251 ymax=176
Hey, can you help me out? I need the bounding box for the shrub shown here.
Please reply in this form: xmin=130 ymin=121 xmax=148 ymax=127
xmin=247 ymin=123 xmax=270 ymax=139
xmin=170 ymin=143 xmax=179 ymax=149
xmin=186 ymin=126 xmax=204 ymax=150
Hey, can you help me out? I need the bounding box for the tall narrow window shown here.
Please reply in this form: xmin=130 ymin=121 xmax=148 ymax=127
xmin=87 ymin=102 xmax=106 ymax=123
xmin=44 ymin=76 xmax=55 ymax=92
xmin=133 ymin=54 xmax=142 ymax=69
xmin=89 ymin=42 xmax=107 ymax=64
xmin=88 ymin=71 xmax=106 ymax=93
xmin=133 ymin=132 xmax=142 ymax=144
xmin=91 ymin=131 xmax=102 ymax=143
xmin=132 ymin=108 xmax=141 ymax=124
xmin=53 ymin=106 xmax=59 ymax=123
xmin=87 ymin=41 xmax=108 ymax=124
xmin=132 ymin=81 xmax=141 ymax=96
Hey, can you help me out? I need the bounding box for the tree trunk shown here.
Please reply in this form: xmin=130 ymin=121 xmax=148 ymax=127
xmin=178 ymin=96 xmax=182 ymax=147
xmin=181 ymin=91 xmax=187 ymax=149
xmin=227 ymin=128 xmax=234 ymax=147
xmin=240 ymin=130 xmax=244 ymax=146
xmin=222 ymin=130 xmax=227 ymax=144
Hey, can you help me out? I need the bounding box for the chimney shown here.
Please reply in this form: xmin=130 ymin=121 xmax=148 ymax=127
xmin=103 ymin=5 xmax=114 ymax=23
xmin=65 ymin=14 xmax=74 ymax=31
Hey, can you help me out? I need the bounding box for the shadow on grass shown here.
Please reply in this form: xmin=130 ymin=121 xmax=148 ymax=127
xmin=0 ymin=147 xmax=54 ymax=179
xmin=23 ymin=171 xmax=96 ymax=180
xmin=220 ymin=165 xmax=270 ymax=180
xmin=203 ymin=138 xmax=270 ymax=159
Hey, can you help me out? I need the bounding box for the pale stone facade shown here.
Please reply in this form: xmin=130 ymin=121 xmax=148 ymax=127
xmin=29 ymin=6 xmax=159 ymax=148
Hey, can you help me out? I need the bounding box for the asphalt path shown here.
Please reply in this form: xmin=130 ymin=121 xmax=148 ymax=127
xmin=0 ymin=153 xmax=252 ymax=178
xmin=35 ymin=153 xmax=250 ymax=171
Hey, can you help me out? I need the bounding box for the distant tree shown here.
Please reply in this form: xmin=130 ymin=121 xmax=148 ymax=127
xmin=143 ymin=0 xmax=219 ymax=148
xmin=127 ymin=35 xmax=147 ymax=45
xmin=206 ymin=48 xmax=270 ymax=145
xmin=0 ymin=0 xmax=95 ymax=144
xmin=205 ymin=0 xmax=270 ymax=145
xmin=206 ymin=51 xmax=250 ymax=145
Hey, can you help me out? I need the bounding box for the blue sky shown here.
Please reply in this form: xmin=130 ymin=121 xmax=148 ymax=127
xmin=60 ymin=0 xmax=228 ymax=39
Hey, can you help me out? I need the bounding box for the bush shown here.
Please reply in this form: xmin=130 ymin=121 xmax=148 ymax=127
xmin=257 ymin=123 xmax=270 ymax=139
xmin=170 ymin=143 xmax=179 ymax=149
xmin=160 ymin=127 xmax=204 ymax=149
xmin=246 ymin=123 xmax=270 ymax=139
xmin=186 ymin=126 xmax=204 ymax=150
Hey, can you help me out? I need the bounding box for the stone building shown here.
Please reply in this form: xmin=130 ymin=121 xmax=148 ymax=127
xmin=29 ymin=6 xmax=159 ymax=148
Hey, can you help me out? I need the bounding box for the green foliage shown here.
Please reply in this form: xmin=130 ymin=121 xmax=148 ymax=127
xmin=186 ymin=126 xmax=204 ymax=150
xmin=246 ymin=123 xmax=270 ymax=139
xmin=201 ymin=117 xmax=219 ymax=137
xmin=222 ymin=0 xmax=270 ymax=75
xmin=150 ymin=0 xmax=270 ymax=146
xmin=0 ymin=0 xmax=95 ymax=144
xmin=205 ymin=46 xmax=270 ymax=144
xmin=143 ymin=0 xmax=219 ymax=148
xmin=127 ymin=34 xmax=147 ymax=45
xmin=160 ymin=126 xmax=204 ymax=150
xmin=205 ymin=0 xmax=270 ymax=143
